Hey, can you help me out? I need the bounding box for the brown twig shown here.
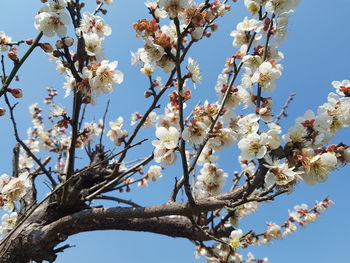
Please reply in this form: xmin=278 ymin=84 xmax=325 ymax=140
xmin=94 ymin=195 xmax=141 ymax=207
xmin=174 ymin=17 xmax=195 ymax=206
xmin=274 ymin=93 xmax=296 ymax=124
xmin=99 ymin=99 xmax=110 ymax=145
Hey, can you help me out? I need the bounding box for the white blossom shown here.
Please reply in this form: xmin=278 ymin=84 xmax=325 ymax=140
xmin=0 ymin=212 xmax=18 ymax=235
xmin=35 ymin=11 xmax=71 ymax=38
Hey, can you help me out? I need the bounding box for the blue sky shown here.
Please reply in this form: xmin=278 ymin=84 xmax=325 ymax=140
xmin=0 ymin=0 xmax=350 ymax=262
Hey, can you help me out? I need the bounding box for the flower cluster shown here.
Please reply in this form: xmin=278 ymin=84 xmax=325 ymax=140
xmin=35 ymin=0 xmax=71 ymax=38
xmin=282 ymin=81 xmax=350 ymax=185
xmin=107 ymin=117 xmax=128 ymax=146
xmin=34 ymin=0 xmax=123 ymax=104
xmin=152 ymin=126 xmax=179 ymax=165
xmin=0 ymin=31 xmax=12 ymax=52
xmin=196 ymin=198 xmax=331 ymax=263
xmin=132 ymin=0 xmax=229 ymax=75
xmin=0 ymin=172 xmax=31 ymax=236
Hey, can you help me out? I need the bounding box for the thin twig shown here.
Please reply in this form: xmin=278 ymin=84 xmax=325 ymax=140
xmin=274 ymin=93 xmax=296 ymax=125
xmin=0 ymin=32 xmax=43 ymax=98
xmin=85 ymin=155 xmax=153 ymax=200
xmin=0 ymin=138 xmax=147 ymax=248
xmin=1 ymin=55 xmax=56 ymax=186
xmin=99 ymin=99 xmax=110 ymax=145
xmin=174 ymin=17 xmax=195 ymax=206
xmin=256 ymin=13 xmax=275 ymax=108
xmin=94 ymin=195 xmax=141 ymax=207
xmin=93 ymin=2 xmax=104 ymax=15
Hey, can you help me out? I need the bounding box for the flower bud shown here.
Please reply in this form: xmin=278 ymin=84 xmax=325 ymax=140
xmin=55 ymin=40 xmax=64 ymax=49
xmin=63 ymin=37 xmax=74 ymax=47
xmin=53 ymin=50 xmax=63 ymax=58
xmin=208 ymin=24 xmax=218 ymax=32
xmin=81 ymin=97 xmax=91 ymax=104
xmin=25 ymin=39 xmax=34 ymax=45
xmin=7 ymin=52 xmax=19 ymax=63
xmin=0 ymin=108 xmax=6 ymax=116
xmin=39 ymin=43 xmax=54 ymax=53
xmin=8 ymin=88 xmax=23 ymax=98
xmin=144 ymin=91 xmax=152 ymax=98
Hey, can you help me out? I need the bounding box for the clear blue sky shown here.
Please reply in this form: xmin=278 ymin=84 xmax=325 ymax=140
xmin=0 ymin=0 xmax=350 ymax=262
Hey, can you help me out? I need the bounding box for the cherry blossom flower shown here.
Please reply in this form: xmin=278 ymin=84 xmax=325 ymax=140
xmin=228 ymin=229 xmax=243 ymax=249
xmin=265 ymin=223 xmax=282 ymax=240
xmin=0 ymin=212 xmax=18 ymax=235
xmin=140 ymin=40 xmax=165 ymax=63
xmin=107 ymin=117 xmax=128 ymax=146
xmin=79 ymin=12 xmax=112 ymax=37
xmin=332 ymin=79 xmax=350 ymax=97
xmin=187 ymin=57 xmax=202 ymax=84
xmin=152 ymin=126 xmax=179 ymax=150
xmin=194 ymin=163 xmax=227 ymax=198
xmin=264 ymin=156 xmax=302 ymax=189
xmin=84 ymin=33 xmax=104 ymax=58
xmin=244 ymin=0 xmax=260 ymax=16
xmin=230 ymin=17 xmax=263 ymax=47
xmin=251 ymin=60 xmax=283 ymax=92
xmin=301 ymin=152 xmax=338 ymax=186
xmin=265 ymin=0 xmax=300 ymax=15
xmin=35 ymin=11 xmax=71 ymax=38
xmin=1 ymin=172 xmax=31 ymax=204
xmin=182 ymin=120 xmax=208 ymax=145
xmin=159 ymin=0 xmax=193 ymax=18
xmin=152 ymin=126 xmax=179 ymax=166
xmin=90 ymin=60 xmax=124 ymax=95
xmin=238 ymin=132 xmax=268 ymax=161
xmin=0 ymin=31 xmax=12 ymax=51
xmin=146 ymin=165 xmax=163 ymax=181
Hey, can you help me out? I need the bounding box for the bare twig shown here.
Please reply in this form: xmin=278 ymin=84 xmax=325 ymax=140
xmin=274 ymin=93 xmax=296 ymax=124
xmin=85 ymin=155 xmax=153 ymax=200
xmin=99 ymin=99 xmax=110 ymax=145
xmin=174 ymin=17 xmax=194 ymax=206
xmin=256 ymin=13 xmax=275 ymax=108
xmin=94 ymin=195 xmax=141 ymax=207
xmin=93 ymin=2 xmax=104 ymax=15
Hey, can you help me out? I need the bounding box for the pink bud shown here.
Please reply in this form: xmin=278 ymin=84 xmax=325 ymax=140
xmin=8 ymin=88 xmax=23 ymax=98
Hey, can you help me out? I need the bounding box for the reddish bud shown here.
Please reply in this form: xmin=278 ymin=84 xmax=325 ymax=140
xmin=144 ymin=91 xmax=152 ymax=98
xmin=25 ymin=39 xmax=34 ymax=45
xmin=0 ymin=108 xmax=6 ymax=116
xmin=208 ymin=24 xmax=218 ymax=32
xmin=205 ymin=32 xmax=212 ymax=38
xmin=7 ymin=52 xmax=19 ymax=63
xmin=53 ymin=50 xmax=63 ymax=58
xmin=8 ymin=88 xmax=23 ymax=98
